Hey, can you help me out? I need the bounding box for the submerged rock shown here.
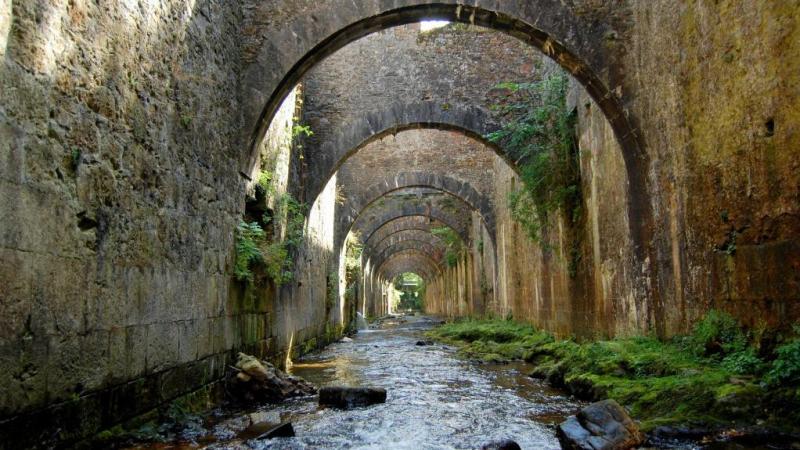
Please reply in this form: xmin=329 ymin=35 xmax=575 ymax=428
xmin=229 ymin=353 xmax=316 ymax=404
xmin=480 ymin=439 xmax=522 ymax=450
xmin=556 ymin=399 xmax=644 ymax=450
xmin=415 ymin=340 xmax=434 ymax=346
xmin=318 ymin=386 xmax=387 ymax=408
xmin=255 ymin=421 xmax=295 ymax=440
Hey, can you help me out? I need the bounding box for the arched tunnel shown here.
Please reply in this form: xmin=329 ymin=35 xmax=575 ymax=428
xmin=1 ymin=2 xmax=799 ymax=448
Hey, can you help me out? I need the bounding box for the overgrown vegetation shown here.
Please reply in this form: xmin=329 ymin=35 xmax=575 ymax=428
xmin=234 ymin=191 xmax=307 ymax=286
xmin=431 ymin=226 xmax=464 ymax=268
xmin=486 ymin=74 xmax=582 ymax=248
xmin=427 ymin=312 xmax=800 ymax=432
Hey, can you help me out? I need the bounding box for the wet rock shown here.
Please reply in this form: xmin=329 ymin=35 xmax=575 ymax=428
xmin=481 ymin=439 xmax=522 ymax=449
xmin=255 ymin=422 xmax=295 ymax=439
xmin=415 ymin=340 xmax=434 ymax=346
xmin=557 ymin=399 xmax=644 ymax=450
xmin=340 ymin=336 xmax=354 ymax=342
xmin=248 ymin=411 xmax=281 ymax=425
xmin=229 ymin=353 xmax=316 ymax=404
xmin=319 ymin=386 xmax=387 ymax=408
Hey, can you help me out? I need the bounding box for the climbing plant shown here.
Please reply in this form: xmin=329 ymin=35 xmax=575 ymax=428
xmin=431 ymin=226 xmax=464 ymax=268
xmin=486 ymin=73 xmax=581 ymax=245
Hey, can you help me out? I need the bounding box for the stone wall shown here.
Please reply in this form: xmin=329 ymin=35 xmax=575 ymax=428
xmin=0 ymin=1 xmax=254 ymax=445
xmin=623 ymin=1 xmax=800 ymax=333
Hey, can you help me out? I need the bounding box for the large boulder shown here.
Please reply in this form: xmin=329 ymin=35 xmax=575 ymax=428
xmin=229 ymin=353 xmax=316 ymax=403
xmin=557 ymin=399 xmax=644 ymax=450
xmin=318 ymin=386 xmax=387 ymax=408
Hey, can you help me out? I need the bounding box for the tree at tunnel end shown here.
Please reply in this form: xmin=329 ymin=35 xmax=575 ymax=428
xmin=394 ymin=273 xmax=426 ymax=312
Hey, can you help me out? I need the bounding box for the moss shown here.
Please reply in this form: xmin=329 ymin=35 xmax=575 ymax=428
xmin=428 ymin=316 xmax=800 ymax=434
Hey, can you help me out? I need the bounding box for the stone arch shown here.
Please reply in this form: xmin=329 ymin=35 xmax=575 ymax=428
xmin=368 ymin=240 xmax=446 ymax=270
xmin=380 ymin=261 xmax=438 ymax=284
xmin=243 ymin=3 xmax=639 ymax=168
xmin=337 ymin=175 xmax=495 ymax=252
xmin=375 ymin=249 xmax=443 ymax=280
xmin=353 ymin=205 xmax=470 ymax=249
xmin=339 ymin=171 xmax=496 ymax=239
xmin=363 ymin=216 xmax=449 ymax=248
xmin=307 ymin=105 xmax=502 ymax=202
xmin=366 ymin=229 xmax=445 ymax=258
xmin=242 ymin=3 xmax=656 ymax=311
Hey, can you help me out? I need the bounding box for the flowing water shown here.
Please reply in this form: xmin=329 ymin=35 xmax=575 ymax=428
xmin=127 ymin=315 xmax=580 ymax=449
xmin=123 ymin=315 xmax=796 ymax=450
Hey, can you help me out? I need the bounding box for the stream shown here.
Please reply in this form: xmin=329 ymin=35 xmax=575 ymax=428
xmin=125 ymin=315 xmax=580 ymax=449
xmin=122 ymin=315 xmax=798 ymax=450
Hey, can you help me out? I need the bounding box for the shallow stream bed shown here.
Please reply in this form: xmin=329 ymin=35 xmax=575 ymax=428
xmin=122 ymin=315 xmax=799 ymax=450
xmin=125 ymin=315 xmax=579 ymax=449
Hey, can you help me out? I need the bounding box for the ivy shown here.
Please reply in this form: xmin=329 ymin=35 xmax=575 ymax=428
xmin=432 ymin=226 xmax=464 ymax=268
xmin=486 ymin=74 xmax=581 ymax=244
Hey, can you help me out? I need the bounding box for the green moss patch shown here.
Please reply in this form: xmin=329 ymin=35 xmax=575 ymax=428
xmin=427 ymin=314 xmax=800 ymax=433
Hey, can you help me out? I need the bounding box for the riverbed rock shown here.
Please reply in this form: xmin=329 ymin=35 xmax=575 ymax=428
xmin=229 ymin=353 xmax=317 ymax=404
xmin=255 ymin=422 xmax=295 ymax=439
xmin=340 ymin=336 xmax=354 ymax=342
xmin=415 ymin=340 xmax=434 ymax=346
xmin=480 ymin=439 xmax=522 ymax=449
xmin=556 ymin=399 xmax=644 ymax=450
xmin=318 ymin=386 xmax=387 ymax=408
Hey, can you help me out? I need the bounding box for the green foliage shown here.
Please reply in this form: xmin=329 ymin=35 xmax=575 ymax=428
xmin=180 ymin=114 xmax=193 ymax=128
xmin=428 ymin=314 xmax=800 ymax=432
xmin=689 ymin=309 xmax=748 ymax=357
xmin=257 ymin=171 xmax=274 ymax=196
xmin=234 ymin=221 xmax=266 ymax=282
xmin=487 ymin=74 xmax=581 ymax=244
xmin=292 ymin=124 xmax=314 ymax=138
xmin=234 ymin=193 xmax=306 ymax=286
xmin=279 ymin=193 xmax=307 ymax=248
xmin=721 ymin=347 xmax=764 ymax=375
xmin=431 ymin=226 xmax=464 ymax=268
xmin=345 ymin=237 xmax=364 ymax=276
xmin=765 ymin=328 xmax=800 ymax=386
